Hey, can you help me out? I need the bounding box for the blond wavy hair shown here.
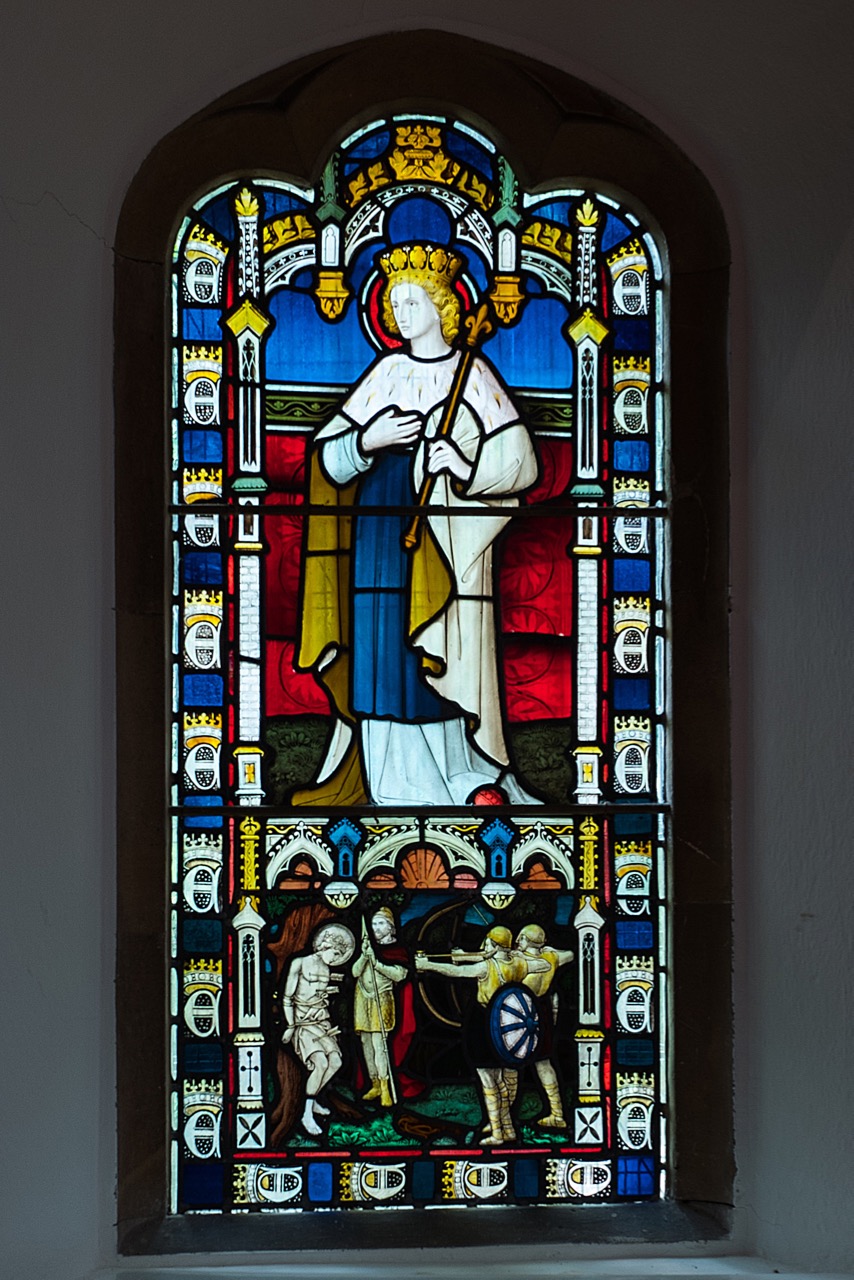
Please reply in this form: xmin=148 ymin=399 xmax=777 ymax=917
xmin=381 ymin=273 xmax=461 ymax=345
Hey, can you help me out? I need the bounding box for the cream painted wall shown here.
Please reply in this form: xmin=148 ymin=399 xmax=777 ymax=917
xmin=2 ymin=1 xmax=852 ymax=1275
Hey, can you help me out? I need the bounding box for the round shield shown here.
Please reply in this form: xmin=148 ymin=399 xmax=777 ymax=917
xmin=489 ymin=983 xmax=540 ymax=1065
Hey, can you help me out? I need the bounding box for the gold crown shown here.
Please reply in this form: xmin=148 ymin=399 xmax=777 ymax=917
xmin=183 ymin=714 xmax=222 ymax=750
xmin=379 ymin=243 xmax=463 ymax=290
xmin=182 ymin=468 xmax=223 ymax=503
xmin=184 ymin=711 xmax=222 ymax=730
xmin=614 ymin=840 xmax=653 ymax=872
xmin=233 ymin=1165 xmax=250 ymax=1203
xmin=607 ymin=238 xmax=647 ymax=268
xmin=186 ymin=224 xmax=227 ymax=263
xmin=615 ymin=955 xmax=655 ymax=987
xmin=614 ymin=596 xmax=651 ymax=626
xmin=613 ymin=356 xmax=651 ymax=386
xmin=614 ymin=716 xmax=651 ymax=744
xmin=616 ymin=1072 xmax=656 ymax=1105
xmin=183 ymin=831 xmax=223 ymax=852
xmin=182 ymin=344 xmax=221 ymax=365
xmin=186 ymin=957 xmax=222 ymax=973
xmin=183 ymin=1078 xmax=223 ymax=1112
xmin=613 ymin=476 xmax=650 ymax=507
xmin=184 ymin=959 xmax=223 ymax=992
xmin=440 ymin=1161 xmax=457 ymax=1197
xmin=184 ymin=589 xmax=223 ymax=615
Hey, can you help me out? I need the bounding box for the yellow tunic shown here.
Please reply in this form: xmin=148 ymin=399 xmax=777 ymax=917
xmin=476 ymin=952 xmax=527 ymax=1006
xmin=522 ymin=948 xmax=560 ymax=997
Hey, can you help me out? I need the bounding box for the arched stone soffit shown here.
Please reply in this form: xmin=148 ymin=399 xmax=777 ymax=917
xmin=116 ymin=30 xmax=728 ymax=275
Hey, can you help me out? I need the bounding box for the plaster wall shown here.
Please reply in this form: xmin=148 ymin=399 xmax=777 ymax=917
xmin=2 ymin=1 xmax=852 ymax=1276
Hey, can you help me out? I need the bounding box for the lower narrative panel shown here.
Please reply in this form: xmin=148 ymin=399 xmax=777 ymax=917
xmin=172 ymin=808 xmax=667 ymax=1212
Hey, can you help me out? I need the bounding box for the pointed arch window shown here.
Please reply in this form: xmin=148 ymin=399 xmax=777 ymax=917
xmin=116 ymin=32 xmax=731 ymax=1254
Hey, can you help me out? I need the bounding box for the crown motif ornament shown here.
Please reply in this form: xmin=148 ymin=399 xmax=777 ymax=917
xmin=183 ymin=712 xmax=222 ymax=750
xmin=388 ymin=124 xmax=449 ymax=183
xmin=183 ymin=1078 xmax=223 ymax=1113
xmin=182 ymin=468 xmax=223 ymax=503
xmin=613 ymin=476 xmax=651 ymax=507
xmin=186 ymin=956 xmax=223 ymax=972
xmin=615 ymin=955 xmax=655 ymax=987
xmin=379 ymin=244 xmax=463 ymax=291
xmin=183 ymin=831 xmax=223 ymax=855
xmin=186 ymin=224 xmax=227 ymax=262
xmin=614 ymin=840 xmax=653 ymax=875
xmin=184 ymin=590 xmax=223 ymax=623
xmin=184 ymin=958 xmax=223 ymax=985
xmin=616 ymin=1072 xmax=656 ymax=1106
xmin=184 ymin=711 xmax=222 ymax=728
xmin=607 ymin=238 xmax=648 ymax=271
xmin=614 ymin=716 xmax=652 ymax=746
xmin=183 ymin=344 xmax=222 ymax=371
xmin=613 ymin=356 xmax=651 ymax=387
xmin=614 ymin=596 xmax=651 ymax=629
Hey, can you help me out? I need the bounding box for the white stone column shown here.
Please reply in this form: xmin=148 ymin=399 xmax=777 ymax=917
xmin=224 ymin=187 xmax=271 ymax=808
xmin=233 ymin=894 xmax=266 ymax=1148
xmin=574 ymin=894 xmax=605 ymax=1026
xmin=575 ymin=557 xmax=599 ymax=742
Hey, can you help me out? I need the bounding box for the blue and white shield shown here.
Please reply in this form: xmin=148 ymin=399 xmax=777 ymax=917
xmin=489 ymin=983 xmax=540 ymax=1065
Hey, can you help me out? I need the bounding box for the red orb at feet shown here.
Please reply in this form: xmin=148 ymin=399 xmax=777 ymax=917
xmin=469 ymin=785 xmax=507 ymax=806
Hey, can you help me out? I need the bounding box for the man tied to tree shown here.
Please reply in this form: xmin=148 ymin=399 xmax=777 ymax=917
xmin=352 ymin=908 xmax=407 ymax=1107
xmin=281 ymin=923 xmax=355 ymax=1136
xmin=416 ymin=925 xmax=548 ymax=1145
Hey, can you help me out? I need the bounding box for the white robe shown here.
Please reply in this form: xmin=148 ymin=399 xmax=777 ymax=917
xmin=314 ymin=349 xmax=540 ymax=806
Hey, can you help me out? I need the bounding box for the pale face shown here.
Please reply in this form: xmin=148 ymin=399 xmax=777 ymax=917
xmin=390 ymin=282 xmax=442 ymax=344
xmin=372 ymin=913 xmax=394 ymax=944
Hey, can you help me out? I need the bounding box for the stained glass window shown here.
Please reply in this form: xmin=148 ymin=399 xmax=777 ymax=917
xmin=168 ymin=113 xmax=669 ymax=1215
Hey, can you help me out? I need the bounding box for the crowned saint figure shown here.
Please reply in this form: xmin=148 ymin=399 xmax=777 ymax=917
xmin=294 ymin=243 xmax=540 ymax=807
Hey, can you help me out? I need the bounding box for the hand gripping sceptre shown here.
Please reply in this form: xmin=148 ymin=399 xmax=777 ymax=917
xmin=403 ymin=303 xmax=494 ymax=552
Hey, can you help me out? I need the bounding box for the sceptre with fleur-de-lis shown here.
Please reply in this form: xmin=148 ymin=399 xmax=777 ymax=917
xmin=403 ymin=302 xmax=494 ymax=551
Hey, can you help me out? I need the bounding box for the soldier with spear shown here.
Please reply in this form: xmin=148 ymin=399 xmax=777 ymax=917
xmin=352 ymin=908 xmax=407 ymax=1107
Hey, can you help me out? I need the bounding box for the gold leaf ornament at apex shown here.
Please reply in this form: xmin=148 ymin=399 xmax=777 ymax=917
xmin=234 ymin=188 xmax=259 ymax=219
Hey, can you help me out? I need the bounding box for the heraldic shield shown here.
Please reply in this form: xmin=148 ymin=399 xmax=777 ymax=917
xmin=489 ymin=984 xmax=541 ymax=1065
